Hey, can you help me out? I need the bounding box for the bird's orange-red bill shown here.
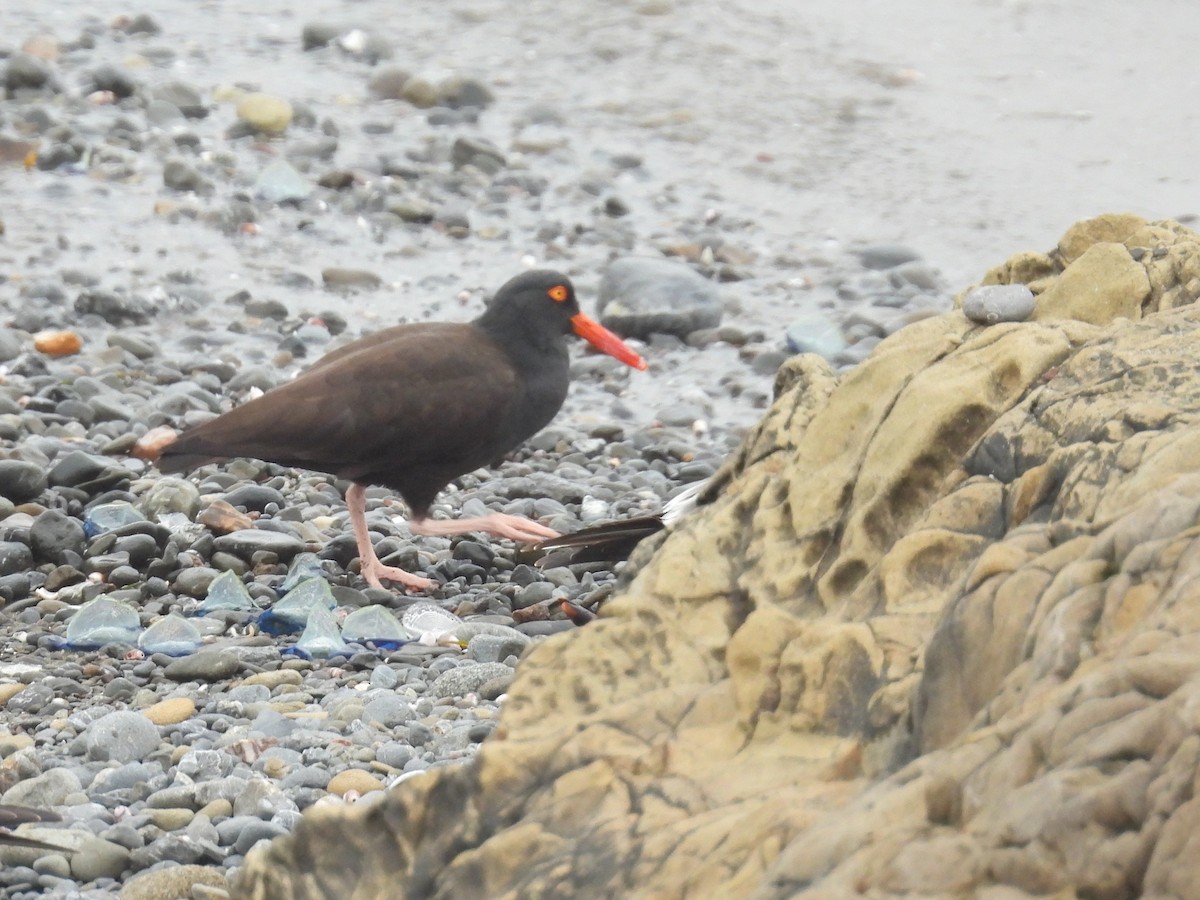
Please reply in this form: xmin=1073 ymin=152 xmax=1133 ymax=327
xmin=570 ymin=313 xmax=648 ymax=370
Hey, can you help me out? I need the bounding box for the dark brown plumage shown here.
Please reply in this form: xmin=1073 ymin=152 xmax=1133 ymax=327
xmin=153 ymin=270 xmax=647 ymax=591
xmin=529 ymin=479 xmax=707 ymax=568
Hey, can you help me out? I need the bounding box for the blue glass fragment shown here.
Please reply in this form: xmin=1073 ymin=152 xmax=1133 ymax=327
xmin=257 ymin=577 xmax=336 ymax=635
xmin=342 ymin=606 xmax=409 ymax=650
xmin=197 ymin=570 xmax=258 ymax=613
xmin=280 ymin=552 xmax=325 ymax=593
xmin=139 ymin=613 xmax=202 ymax=656
xmin=64 ymin=597 xmax=141 ymax=649
xmin=83 ymin=501 xmax=147 ymax=538
xmin=294 ymin=604 xmax=350 ymax=658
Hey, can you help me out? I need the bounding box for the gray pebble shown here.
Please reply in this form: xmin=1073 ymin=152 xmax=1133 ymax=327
xmin=962 ymin=283 xmax=1037 ymax=324
xmin=152 ymin=81 xmax=207 ymax=118
xmin=223 ymin=484 xmax=287 ymax=512
xmin=0 ymin=329 xmax=24 ymax=362
xmin=367 ymin=66 xmax=412 ymax=100
xmin=173 ymin=566 xmax=219 ymax=598
xmin=212 ymin=530 xmax=305 ymax=559
xmin=254 ymin=159 xmax=313 ymax=204
xmin=785 ymin=312 xmax=849 ymax=359
xmin=361 ymin=694 xmax=415 ymax=727
xmin=74 ymin=289 xmax=154 ymax=325
xmin=439 ymin=75 xmax=495 ymax=110
xmin=429 ymin=662 xmax=515 ymax=698
xmin=146 ymin=99 xmax=183 ymax=126
xmin=466 ymin=633 xmax=530 ymax=664
xmin=0 ymin=768 xmax=82 ymax=807
xmin=598 ymin=256 xmax=722 ymax=340
xmin=5 ymin=53 xmax=54 ymax=92
xmin=452 ymin=136 xmax=506 ymax=173
xmin=858 ymin=243 xmax=921 ymax=270
xmin=233 ymin=820 xmax=288 ymax=855
xmin=84 ymin=711 xmax=159 ymax=764
xmin=163 ymin=158 xmax=212 ymax=194
xmin=140 ymin=477 xmax=201 ymax=517
xmin=369 ymin=665 xmax=400 ymax=689
xmin=0 ymin=459 xmax=48 ymax=503
xmin=30 ymin=509 xmax=86 ymax=565
xmin=322 ymin=268 xmax=383 ymax=290
xmin=88 ymin=64 xmax=138 ymax=99
xmin=70 ymin=837 xmax=132 ymax=882
xmin=376 ymin=742 xmax=414 ymax=769
xmin=164 ymin=652 xmax=242 ymax=683
xmin=478 ymin=675 xmax=514 ymax=701
xmin=301 ymin=22 xmax=342 ymax=50
xmin=513 ymin=581 xmax=556 ymax=609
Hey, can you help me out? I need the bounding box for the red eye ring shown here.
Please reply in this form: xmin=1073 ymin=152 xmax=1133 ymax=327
xmin=548 ymin=285 xmax=569 ymax=302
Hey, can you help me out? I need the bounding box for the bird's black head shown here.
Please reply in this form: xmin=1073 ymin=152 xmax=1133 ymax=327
xmin=476 ymin=270 xmax=647 ymax=370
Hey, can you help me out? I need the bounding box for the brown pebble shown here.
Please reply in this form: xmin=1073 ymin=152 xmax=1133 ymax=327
xmin=512 ymin=604 xmax=549 ymax=624
xmin=131 ymin=425 xmax=178 ymax=461
xmin=0 ymin=684 xmax=27 ymax=706
xmin=197 ymin=500 xmax=254 ymax=534
xmin=144 ymin=697 xmax=197 ymax=725
xmin=327 ymin=768 xmax=384 ymax=797
xmin=33 ymin=330 xmax=83 ymax=357
xmin=21 ymin=35 xmax=59 ymax=61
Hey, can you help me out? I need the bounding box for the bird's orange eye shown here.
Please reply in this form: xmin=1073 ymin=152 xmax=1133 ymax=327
xmin=548 ymin=285 xmax=569 ymax=302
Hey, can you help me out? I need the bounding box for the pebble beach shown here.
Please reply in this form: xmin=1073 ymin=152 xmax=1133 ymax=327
xmin=0 ymin=0 xmax=1195 ymax=896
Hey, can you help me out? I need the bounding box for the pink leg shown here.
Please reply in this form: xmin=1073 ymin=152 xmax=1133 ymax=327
xmin=410 ymin=512 xmax=558 ymax=542
xmin=345 ymin=483 xmax=432 ymax=592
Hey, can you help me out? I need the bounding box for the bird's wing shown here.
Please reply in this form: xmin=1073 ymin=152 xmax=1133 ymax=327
xmin=160 ymin=324 xmax=519 ymax=479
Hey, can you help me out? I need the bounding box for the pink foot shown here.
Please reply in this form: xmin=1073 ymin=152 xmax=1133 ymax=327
xmin=410 ymin=512 xmax=558 ymax=542
xmin=346 ymin=483 xmax=433 ymax=593
xmin=359 ymin=555 xmax=433 ymax=593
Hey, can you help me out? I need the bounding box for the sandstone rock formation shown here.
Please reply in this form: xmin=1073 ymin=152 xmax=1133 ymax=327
xmin=235 ymin=214 xmax=1200 ymax=899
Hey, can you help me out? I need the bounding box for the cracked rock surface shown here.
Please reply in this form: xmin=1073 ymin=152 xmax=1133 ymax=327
xmin=237 ymin=215 xmax=1200 ymax=899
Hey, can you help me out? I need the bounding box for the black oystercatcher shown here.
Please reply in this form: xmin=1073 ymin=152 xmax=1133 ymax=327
xmin=151 ymin=270 xmax=647 ymax=592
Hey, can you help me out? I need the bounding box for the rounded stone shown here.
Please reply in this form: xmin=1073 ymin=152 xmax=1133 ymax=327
xmin=0 ymin=459 xmax=48 ymax=502
xmin=70 ymin=837 xmax=133 ymax=882
xmin=961 ymin=284 xmax=1037 ymax=325
xmin=143 ymin=697 xmax=196 ymax=726
xmin=236 ymin=93 xmax=293 ymax=134
xmin=30 ymin=509 xmax=86 ymax=565
xmin=326 ymin=769 xmax=384 ymax=797
xmin=212 ymin=529 xmax=305 ymax=559
xmin=84 ymin=710 xmax=160 ymax=763
xmin=0 ymin=541 xmax=33 ymax=576
xmin=597 ymin=256 xmax=722 ymax=340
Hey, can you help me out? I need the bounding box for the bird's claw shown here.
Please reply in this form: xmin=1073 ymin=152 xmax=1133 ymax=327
xmin=361 ymin=561 xmax=433 ymax=593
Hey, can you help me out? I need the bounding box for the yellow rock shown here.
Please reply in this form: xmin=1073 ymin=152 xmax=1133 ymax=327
xmin=143 ymin=697 xmax=196 ymax=726
xmin=242 ymin=670 xmax=303 ymax=690
xmin=235 ymin=93 xmax=293 ymax=134
xmin=118 ymin=863 xmax=226 ymax=900
xmin=1034 ymin=241 xmax=1150 ymax=325
xmin=0 ymin=732 xmax=34 ymax=757
xmin=144 ymin=807 xmax=194 ymax=831
xmin=1057 ymin=211 xmax=1147 ymax=263
xmin=326 ymin=769 xmax=384 ymax=797
xmin=0 ymin=684 xmax=27 ymax=706
xmin=199 ymin=799 xmax=233 ymax=820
